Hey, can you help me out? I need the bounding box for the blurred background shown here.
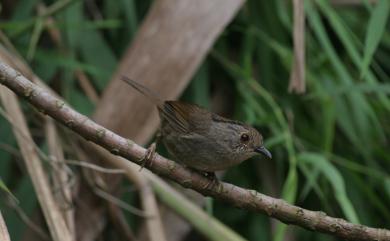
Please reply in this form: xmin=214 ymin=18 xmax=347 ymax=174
xmin=0 ymin=0 xmax=389 ymax=241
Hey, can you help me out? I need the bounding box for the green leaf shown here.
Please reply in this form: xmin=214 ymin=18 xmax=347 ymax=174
xmin=299 ymin=152 xmax=360 ymax=223
xmin=34 ymin=49 xmax=107 ymax=77
xmin=120 ymin=0 xmax=138 ymax=37
xmin=316 ymin=0 xmax=390 ymax=112
xmin=10 ymin=0 xmax=37 ymax=21
xmin=306 ymin=0 xmax=385 ymax=154
xmin=299 ymin=164 xmax=323 ymax=201
xmin=361 ymin=0 xmax=390 ymax=79
xmin=78 ymin=29 xmax=117 ymax=90
xmin=0 ymin=178 xmax=18 ymax=203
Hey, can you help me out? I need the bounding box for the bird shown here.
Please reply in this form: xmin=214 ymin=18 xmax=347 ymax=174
xmin=122 ymin=77 xmax=271 ymax=179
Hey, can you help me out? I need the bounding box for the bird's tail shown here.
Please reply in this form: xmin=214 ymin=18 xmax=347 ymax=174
xmin=121 ymin=76 xmax=164 ymax=106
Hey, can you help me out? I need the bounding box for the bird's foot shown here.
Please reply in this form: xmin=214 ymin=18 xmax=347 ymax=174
xmin=202 ymin=171 xmax=219 ymax=189
xmin=138 ymin=142 xmax=156 ymax=171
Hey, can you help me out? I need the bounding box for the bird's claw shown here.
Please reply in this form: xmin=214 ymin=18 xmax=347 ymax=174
xmin=202 ymin=172 xmax=219 ymax=189
xmin=139 ymin=143 xmax=156 ymax=171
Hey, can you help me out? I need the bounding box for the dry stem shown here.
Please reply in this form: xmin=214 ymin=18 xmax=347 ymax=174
xmin=0 ymin=211 xmax=11 ymax=241
xmin=0 ymin=71 xmax=72 ymax=241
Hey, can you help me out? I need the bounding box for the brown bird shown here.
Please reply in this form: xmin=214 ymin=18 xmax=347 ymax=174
xmin=122 ymin=77 xmax=271 ymax=178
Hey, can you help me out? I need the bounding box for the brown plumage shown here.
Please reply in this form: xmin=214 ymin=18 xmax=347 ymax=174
xmin=122 ymin=77 xmax=271 ymax=172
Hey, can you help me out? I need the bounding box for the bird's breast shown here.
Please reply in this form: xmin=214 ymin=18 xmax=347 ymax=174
xmin=161 ymin=130 xmax=248 ymax=171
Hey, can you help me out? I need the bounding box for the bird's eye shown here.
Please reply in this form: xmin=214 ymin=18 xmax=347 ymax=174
xmin=240 ymin=133 xmax=250 ymax=142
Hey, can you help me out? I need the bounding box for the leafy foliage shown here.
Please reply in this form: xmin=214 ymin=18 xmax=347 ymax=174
xmin=0 ymin=0 xmax=389 ymax=241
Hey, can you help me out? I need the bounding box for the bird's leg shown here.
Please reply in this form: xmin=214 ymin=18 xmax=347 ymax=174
xmin=138 ymin=142 xmax=156 ymax=171
xmin=204 ymin=171 xmax=216 ymax=179
xmin=202 ymin=171 xmax=219 ymax=189
xmin=138 ymin=129 xmax=162 ymax=171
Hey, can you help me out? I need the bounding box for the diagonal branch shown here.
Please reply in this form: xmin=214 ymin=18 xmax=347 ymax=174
xmin=0 ymin=62 xmax=389 ymax=241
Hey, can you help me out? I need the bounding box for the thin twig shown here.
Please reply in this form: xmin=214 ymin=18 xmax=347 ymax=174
xmin=0 ymin=105 xmax=124 ymax=175
xmin=65 ymin=160 xmax=125 ymax=174
xmin=0 ymin=39 xmax=240 ymax=241
xmin=88 ymin=143 xmax=244 ymax=241
xmin=0 ymin=64 xmax=73 ymax=241
xmin=38 ymin=4 xmax=99 ymax=104
xmin=45 ymin=118 xmax=75 ymax=239
xmin=88 ymin=143 xmax=167 ymax=241
xmin=74 ymin=70 xmax=99 ymax=104
xmin=107 ymin=204 xmax=137 ymax=241
xmin=93 ymin=188 xmax=151 ymax=217
xmin=0 ymin=38 xmax=165 ymax=241
xmin=1 ymin=62 xmax=389 ymax=241
xmin=0 ymin=142 xmax=22 ymax=158
xmin=37 ymin=3 xmax=63 ymax=49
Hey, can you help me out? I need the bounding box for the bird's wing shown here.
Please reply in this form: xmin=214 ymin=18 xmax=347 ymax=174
xmin=211 ymin=113 xmax=245 ymax=126
xmin=159 ymin=101 xmax=211 ymax=134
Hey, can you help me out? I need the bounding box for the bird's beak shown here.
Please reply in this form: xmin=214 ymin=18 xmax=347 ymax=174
xmin=255 ymin=146 xmax=272 ymax=159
